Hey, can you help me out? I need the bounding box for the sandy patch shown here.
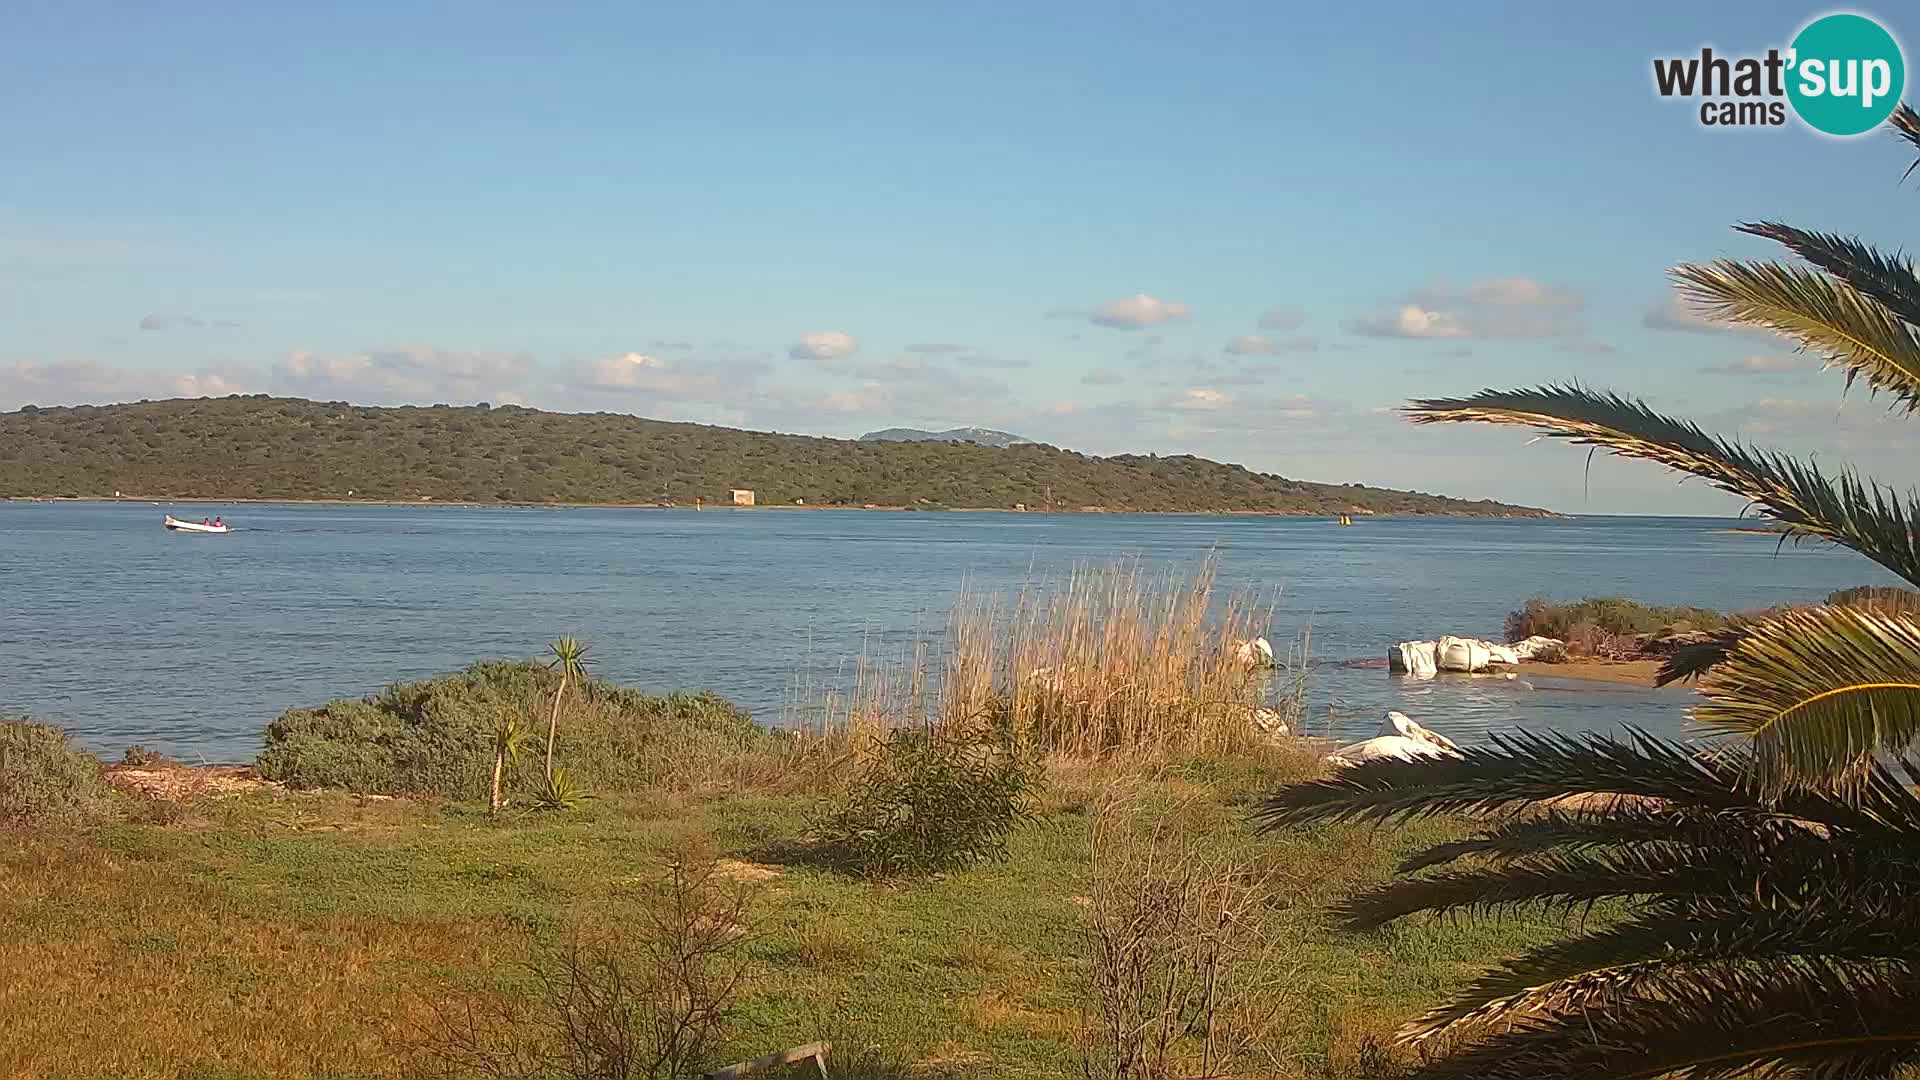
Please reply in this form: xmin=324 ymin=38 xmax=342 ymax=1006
xmin=105 ymin=764 xmax=279 ymax=801
xmin=1510 ymin=658 xmax=1672 ymax=688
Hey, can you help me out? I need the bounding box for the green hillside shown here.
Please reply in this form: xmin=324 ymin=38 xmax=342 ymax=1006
xmin=0 ymin=395 xmax=1552 ymax=515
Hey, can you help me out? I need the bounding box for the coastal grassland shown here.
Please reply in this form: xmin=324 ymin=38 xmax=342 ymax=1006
xmin=0 ymin=560 xmax=1586 ymax=1078
xmin=0 ymin=757 xmax=1582 ymax=1079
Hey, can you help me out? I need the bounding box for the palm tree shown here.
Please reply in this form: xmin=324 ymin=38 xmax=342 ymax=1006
xmin=1409 ymin=103 xmax=1920 ymax=790
xmin=543 ymin=637 xmax=592 ymax=784
xmin=489 ymin=712 xmax=530 ymax=817
xmin=1256 ymin=104 xmax=1920 ymax=1079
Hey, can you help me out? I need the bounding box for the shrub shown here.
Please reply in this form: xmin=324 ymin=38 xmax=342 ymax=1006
xmin=423 ymin=858 xmax=756 ymax=1079
xmin=121 ymin=744 xmax=178 ymax=767
xmin=1505 ymin=595 xmax=1726 ymax=647
xmin=0 ymin=719 xmax=114 ymax=828
xmin=257 ymin=660 xmax=766 ymax=800
xmin=1078 ymin=786 xmax=1289 ymax=1079
xmin=1827 ymin=585 xmax=1920 ymax=615
xmin=807 ymin=723 xmax=1041 ymax=877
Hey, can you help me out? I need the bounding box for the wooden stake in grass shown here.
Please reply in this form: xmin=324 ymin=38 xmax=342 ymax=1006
xmin=543 ymin=637 xmax=591 ymax=784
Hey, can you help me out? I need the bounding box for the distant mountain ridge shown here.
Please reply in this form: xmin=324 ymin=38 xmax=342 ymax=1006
xmin=0 ymin=395 xmax=1555 ymax=517
xmin=859 ymin=426 xmax=1033 ymax=448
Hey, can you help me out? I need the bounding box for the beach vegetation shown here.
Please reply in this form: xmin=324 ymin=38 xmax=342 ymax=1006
xmin=255 ymin=660 xmax=767 ymax=799
xmin=0 ymin=718 xmax=115 ymax=828
xmin=805 ymin=720 xmax=1041 ymax=877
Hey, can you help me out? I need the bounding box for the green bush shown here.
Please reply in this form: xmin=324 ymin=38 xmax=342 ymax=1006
xmin=0 ymin=719 xmax=114 ymax=828
xmin=1505 ymin=595 xmax=1727 ymax=644
xmin=256 ymin=660 xmax=765 ymax=799
xmin=808 ymin=725 xmax=1041 ymax=877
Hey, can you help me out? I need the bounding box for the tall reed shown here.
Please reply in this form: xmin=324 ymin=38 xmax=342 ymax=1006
xmin=789 ymin=555 xmax=1301 ymax=761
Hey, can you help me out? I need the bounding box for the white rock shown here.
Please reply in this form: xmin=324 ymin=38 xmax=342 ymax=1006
xmin=1232 ymin=637 xmax=1275 ymax=669
xmin=1327 ymin=735 xmax=1455 ymax=766
xmin=1510 ymin=635 xmax=1564 ymax=660
xmin=1388 ymin=640 xmax=1439 ymax=677
xmin=1435 ymin=635 xmax=1494 ymax=673
xmin=1326 ymin=711 xmax=1462 ymax=767
xmin=1380 ymin=710 xmax=1460 ymax=751
xmin=1485 ymin=643 xmax=1521 ymax=665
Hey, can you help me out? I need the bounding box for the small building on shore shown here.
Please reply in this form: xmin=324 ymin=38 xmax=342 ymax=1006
xmin=730 ymin=488 xmax=756 ymax=506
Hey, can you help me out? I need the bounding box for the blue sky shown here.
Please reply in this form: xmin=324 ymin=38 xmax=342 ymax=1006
xmin=3 ymin=1 xmax=1916 ymax=513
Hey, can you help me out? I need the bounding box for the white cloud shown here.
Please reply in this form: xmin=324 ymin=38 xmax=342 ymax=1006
xmin=1701 ymin=354 xmax=1808 ymax=375
xmin=0 ymin=359 xmax=256 ymax=408
xmin=1164 ymin=387 xmax=1233 ymax=411
xmin=1081 ymin=369 xmax=1125 ymax=386
xmin=1223 ymin=335 xmax=1319 ymax=356
xmin=273 ymin=346 xmax=535 ymax=404
xmin=1257 ymin=306 xmax=1305 ymax=331
xmin=1352 ymin=277 xmax=1586 ymax=339
xmin=788 ymin=330 xmax=858 ymax=360
xmin=1644 ymin=295 xmax=1741 ymax=333
xmin=1350 ymin=305 xmax=1469 ymax=339
xmin=1458 ymin=277 xmax=1579 ymax=306
xmin=1089 ymin=293 xmax=1191 ymax=330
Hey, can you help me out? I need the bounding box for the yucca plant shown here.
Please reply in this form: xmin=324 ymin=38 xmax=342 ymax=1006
xmin=1256 ymin=104 xmax=1920 ymax=1079
xmin=532 ymin=766 xmax=591 ymax=813
xmin=489 ymin=712 xmax=531 ymax=817
xmin=543 ymin=637 xmax=592 ymax=784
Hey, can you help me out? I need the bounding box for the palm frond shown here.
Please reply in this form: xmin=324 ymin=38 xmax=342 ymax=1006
xmin=1405 ymin=384 xmax=1920 ymax=586
xmin=1735 ymin=223 xmax=1920 ymax=338
xmin=1336 ymin=823 xmax=1860 ymax=930
xmin=1693 ymin=606 xmax=1920 ymax=790
xmin=1674 ymin=258 xmax=1920 ymax=411
xmin=1655 ymin=626 xmax=1745 ymax=685
xmin=1395 ymin=806 xmax=1798 ymax=874
xmin=1255 ymin=728 xmax=1920 ymax=838
xmin=1406 ymin=900 xmax=1920 ymax=1041
xmin=1894 ymin=103 xmax=1920 ymax=172
xmin=1401 ymin=959 xmax=1920 ymax=1080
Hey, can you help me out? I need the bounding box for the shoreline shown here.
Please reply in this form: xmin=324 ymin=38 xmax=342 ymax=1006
xmin=1511 ymin=658 xmax=1673 ymax=688
xmin=2 ymin=495 xmax=1563 ymax=518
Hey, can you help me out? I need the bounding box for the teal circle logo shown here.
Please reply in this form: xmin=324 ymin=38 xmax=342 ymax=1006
xmin=1787 ymin=13 xmax=1905 ymax=136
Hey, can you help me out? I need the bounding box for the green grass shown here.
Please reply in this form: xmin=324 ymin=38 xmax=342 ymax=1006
xmin=0 ymin=756 xmax=1581 ymax=1079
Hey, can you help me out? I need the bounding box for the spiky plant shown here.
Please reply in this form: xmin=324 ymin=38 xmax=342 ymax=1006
xmin=1254 ymin=105 xmax=1920 ymax=1079
xmin=543 ymin=637 xmax=592 ymax=784
xmin=489 ymin=712 xmax=531 ymax=818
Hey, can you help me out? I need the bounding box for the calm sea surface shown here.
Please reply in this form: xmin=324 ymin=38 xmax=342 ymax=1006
xmin=0 ymin=502 xmax=1903 ymax=762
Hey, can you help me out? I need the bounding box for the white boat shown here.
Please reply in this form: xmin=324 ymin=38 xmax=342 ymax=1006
xmin=164 ymin=515 xmax=230 ymax=534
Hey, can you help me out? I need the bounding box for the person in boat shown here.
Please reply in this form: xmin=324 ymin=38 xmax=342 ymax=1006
xmin=212 ymin=517 xmax=223 ymax=527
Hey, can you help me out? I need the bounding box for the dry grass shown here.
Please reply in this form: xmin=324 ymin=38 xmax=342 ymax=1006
xmin=789 ymin=555 xmax=1301 ymax=764
xmin=0 ymin=834 xmax=506 ymax=1080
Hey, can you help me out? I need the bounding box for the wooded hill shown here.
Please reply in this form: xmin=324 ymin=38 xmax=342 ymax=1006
xmin=0 ymin=395 xmax=1552 ymax=515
